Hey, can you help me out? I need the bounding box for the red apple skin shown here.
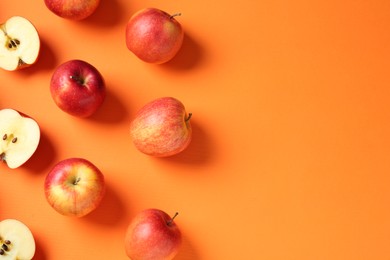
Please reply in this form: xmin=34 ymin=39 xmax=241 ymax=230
xmin=44 ymin=158 xmax=105 ymax=217
xmin=130 ymin=97 xmax=192 ymax=157
xmin=50 ymin=59 xmax=106 ymax=118
xmin=125 ymin=8 xmax=184 ymax=64
xmin=124 ymin=209 xmax=182 ymax=260
xmin=44 ymin=0 xmax=100 ymax=20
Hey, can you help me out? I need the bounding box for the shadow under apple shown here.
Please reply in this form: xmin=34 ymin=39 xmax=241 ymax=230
xmin=88 ymin=88 xmax=129 ymax=124
xmin=82 ymin=182 xmax=129 ymax=226
xmin=161 ymin=32 xmax=205 ymax=71
xmin=156 ymin=121 xmax=215 ymax=167
xmin=33 ymin=235 xmax=49 ymax=260
xmin=81 ymin=0 xmax=126 ymax=27
xmin=175 ymin=234 xmax=201 ymax=260
xmin=16 ymin=34 xmax=58 ymax=76
xmin=23 ymin=130 xmax=57 ymax=174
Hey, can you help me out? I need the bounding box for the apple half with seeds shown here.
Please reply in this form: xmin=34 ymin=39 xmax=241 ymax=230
xmin=0 ymin=16 xmax=40 ymax=71
xmin=0 ymin=219 xmax=36 ymax=259
xmin=0 ymin=109 xmax=40 ymax=169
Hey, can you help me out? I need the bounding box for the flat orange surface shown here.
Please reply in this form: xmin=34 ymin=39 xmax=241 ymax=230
xmin=2 ymin=0 xmax=390 ymax=259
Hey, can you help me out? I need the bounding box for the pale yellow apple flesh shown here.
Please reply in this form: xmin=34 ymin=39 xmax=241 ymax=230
xmin=0 ymin=16 xmax=40 ymax=71
xmin=0 ymin=109 xmax=40 ymax=169
xmin=0 ymin=219 xmax=36 ymax=259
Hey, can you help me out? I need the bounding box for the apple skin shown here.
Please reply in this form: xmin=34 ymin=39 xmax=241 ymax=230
xmin=50 ymin=59 xmax=106 ymax=118
xmin=125 ymin=8 xmax=184 ymax=64
xmin=44 ymin=0 xmax=100 ymax=20
xmin=124 ymin=209 xmax=182 ymax=260
xmin=130 ymin=97 xmax=192 ymax=157
xmin=44 ymin=158 xmax=105 ymax=217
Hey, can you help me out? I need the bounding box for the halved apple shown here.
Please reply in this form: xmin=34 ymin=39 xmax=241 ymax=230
xmin=0 ymin=109 xmax=40 ymax=169
xmin=0 ymin=219 xmax=36 ymax=259
xmin=0 ymin=16 xmax=40 ymax=71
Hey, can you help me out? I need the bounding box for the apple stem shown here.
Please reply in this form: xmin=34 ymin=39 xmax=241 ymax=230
xmin=69 ymin=75 xmax=84 ymax=85
xmin=73 ymin=177 xmax=81 ymax=185
xmin=167 ymin=212 xmax=179 ymax=226
xmin=170 ymin=13 xmax=182 ymax=19
xmin=185 ymin=113 xmax=192 ymax=122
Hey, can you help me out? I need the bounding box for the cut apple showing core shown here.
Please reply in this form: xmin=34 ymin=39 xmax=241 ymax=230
xmin=0 ymin=109 xmax=40 ymax=169
xmin=0 ymin=16 xmax=40 ymax=71
xmin=0 ymin=219 xmax=36 ymax=260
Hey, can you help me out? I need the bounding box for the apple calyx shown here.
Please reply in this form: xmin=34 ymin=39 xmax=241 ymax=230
xmin=167 ymin=212 xmax=179 ymax=226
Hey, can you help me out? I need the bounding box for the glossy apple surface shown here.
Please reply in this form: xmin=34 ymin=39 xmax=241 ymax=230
xmin=44 ymin=0 xmax=100 ymax=20
xmin=125 ymin=209 xmax=182 ymax=260
xmin=44 ymin=158 xmax=105 ymax=217
xmin=0 ymin=16 xmax=40 ymax=71
xmin=125 ymin=8 xmax=184 ymax=64
xmin=0 ymin=108 xmax=40 ymax=169
xmin=50 ymin=59 xmax=106 ymax=117
xmin=0 ymin=219 xmax=36 ymax=259
xmin=130 ymin=97 xmax=192 ymax=157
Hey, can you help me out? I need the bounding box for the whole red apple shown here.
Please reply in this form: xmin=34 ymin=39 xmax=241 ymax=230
xmin=130 ymin=97 xmax=192 ymax=157
xmin=124 ymin=209 xmax=182 ymax=260
xmin=44 ymin=0 xmax=100 ymax=20
xmin=125 ymin=8 xmax=184 ymax=64
xmin=50 ymin=59 xmax=106 ymax=118
xmin=44 ymin=158 xmax=105 ymax=217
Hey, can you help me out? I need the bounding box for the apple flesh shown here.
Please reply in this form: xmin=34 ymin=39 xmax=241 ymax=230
xmin=0 ymin=16 xmax=40 ymax=71
xmin=125 ymin=8 xmax=184 ymax=64
xmin=130 ymin=97 xmax=192 ymax=157
xmin=44 ymin=0 xmax=100 ymax=20
xmin=0 ymin=219 xmax=36 ymax=260
xmin=50 ymin=59 xmax=106 ymax=118
xmin=125 ymin=209 xmax=182 ymax=260
xmin=44 ymin=158 xmax=105 ymax=217
xmin=0 ymin=108 xmax=40 ymax=169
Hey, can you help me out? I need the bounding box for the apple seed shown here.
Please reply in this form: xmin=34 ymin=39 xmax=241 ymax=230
xmin=2 ymin=134 xmax=7 ymax=140
xmin=4 ymin=241 xmax=10 ymax=245
xmin=0 ymin=249 xmax=4 ymax=255
xmin=6 ymin=38 xmax=21 ymax=50
xmin=1 ymin=244 xmax=8 ymax=251
xmin=12 ymin=137 xmax=17 ymax=143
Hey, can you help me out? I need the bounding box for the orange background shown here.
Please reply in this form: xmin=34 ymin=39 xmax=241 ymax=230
xmin=1 ymin=0 xmax=390 ymax=259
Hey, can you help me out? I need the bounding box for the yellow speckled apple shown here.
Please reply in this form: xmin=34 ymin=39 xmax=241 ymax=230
xmin=124 ymin=209 xmax=182 ymax=260
xmin=130 ymin=97 xmax=192 ymax=157
xmin=125 ymin=8 xmax=184 ymax=64
xmin=44 ymin=158 xmax=105 ymax=217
